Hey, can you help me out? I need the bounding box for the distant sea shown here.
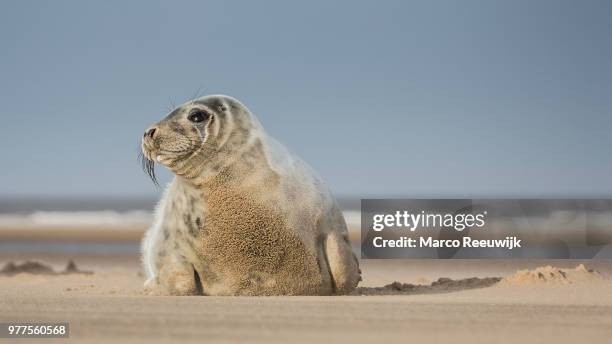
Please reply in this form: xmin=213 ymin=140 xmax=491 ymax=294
xmin=0 ymin=196 xmax=361 ymax=228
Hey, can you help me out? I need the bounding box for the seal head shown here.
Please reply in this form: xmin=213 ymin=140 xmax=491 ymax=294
xmin=141 ymin=95 xmax=262 ymax=184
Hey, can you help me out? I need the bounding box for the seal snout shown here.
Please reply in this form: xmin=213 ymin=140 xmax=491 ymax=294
xmin=141 ymin=125 xmax=158 ymax=160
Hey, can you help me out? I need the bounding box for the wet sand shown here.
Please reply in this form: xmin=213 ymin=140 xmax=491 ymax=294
xmin=1 ymin=251 xmax=611 ymax=343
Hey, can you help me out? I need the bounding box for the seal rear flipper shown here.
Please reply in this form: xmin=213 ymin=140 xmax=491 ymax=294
xmin=315 ymin=234 xmax=335 ymax=295
xmin=325 ymin=231 xmax=361 ymax=294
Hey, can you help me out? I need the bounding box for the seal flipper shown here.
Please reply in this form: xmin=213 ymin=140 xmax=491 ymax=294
xmin=193 ymin=268 xmax=204 ymax=295
xmin=316 ymin=234 xmax=335 ymax=295
xmin=325 ymin=230 xmax=361 ymax=295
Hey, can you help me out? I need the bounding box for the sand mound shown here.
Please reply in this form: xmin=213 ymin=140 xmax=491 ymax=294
xmin=355 ymin=264 xmax=607 ymax=295
xmin=353 ymin=276 xmax=501 ymax=295
xmin=0 ymin=260 xmax=93 ymax=276
xmin=500 ymin=264 xmax=604 ymax=286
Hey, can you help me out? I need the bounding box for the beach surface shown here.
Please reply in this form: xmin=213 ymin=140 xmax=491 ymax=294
xmin=1 ymin=249 xmax=611 ymax=344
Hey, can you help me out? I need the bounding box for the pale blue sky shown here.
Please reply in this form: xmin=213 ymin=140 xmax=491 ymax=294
xmin=1 ymin=0 xmax=611 ymax=197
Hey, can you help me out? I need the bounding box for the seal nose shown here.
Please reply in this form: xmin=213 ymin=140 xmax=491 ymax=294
xmin=144 ymin=127 xmax=157 ymax=139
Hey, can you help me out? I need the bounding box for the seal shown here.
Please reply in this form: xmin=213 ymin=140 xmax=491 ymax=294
xmin=140 ymin=95 xmax=361 ymax=296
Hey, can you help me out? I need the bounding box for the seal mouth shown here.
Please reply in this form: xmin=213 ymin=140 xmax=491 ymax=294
xmin=139 ymin=122 xmax=203 ymax=186
xmin=140 ymin=137 xmax=200 ymax=187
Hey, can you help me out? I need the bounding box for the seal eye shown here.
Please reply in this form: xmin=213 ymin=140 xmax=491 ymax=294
xmin=188 ymin=110 xmax=209 ymax=123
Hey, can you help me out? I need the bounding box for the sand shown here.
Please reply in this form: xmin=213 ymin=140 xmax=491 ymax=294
xmin=0 ymin=252 xmax=611 ymax=344
xmin=500 ymin=264 xmax=604 ymax=286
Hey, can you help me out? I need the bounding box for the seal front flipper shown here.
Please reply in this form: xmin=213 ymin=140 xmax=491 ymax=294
xmin=145 ymin=228 xmax=200 ymax=296
xmin=157 ymin=262 xmax=200 ymax=295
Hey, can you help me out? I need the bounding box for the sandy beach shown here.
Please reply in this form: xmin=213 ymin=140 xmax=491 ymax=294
xmin=1 ymin=246 xmax=611 ymax=343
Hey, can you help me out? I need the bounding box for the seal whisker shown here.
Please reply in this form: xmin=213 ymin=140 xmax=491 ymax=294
xmin=158 ymin=148 xmax=192 ymax=155
xmin=190 ymin=86 xmax=205 ymax=104
xmin=168 ymin=97 xmax=176 ymax=112
xmin=138 ymin=150 xmax=159 ymax=188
